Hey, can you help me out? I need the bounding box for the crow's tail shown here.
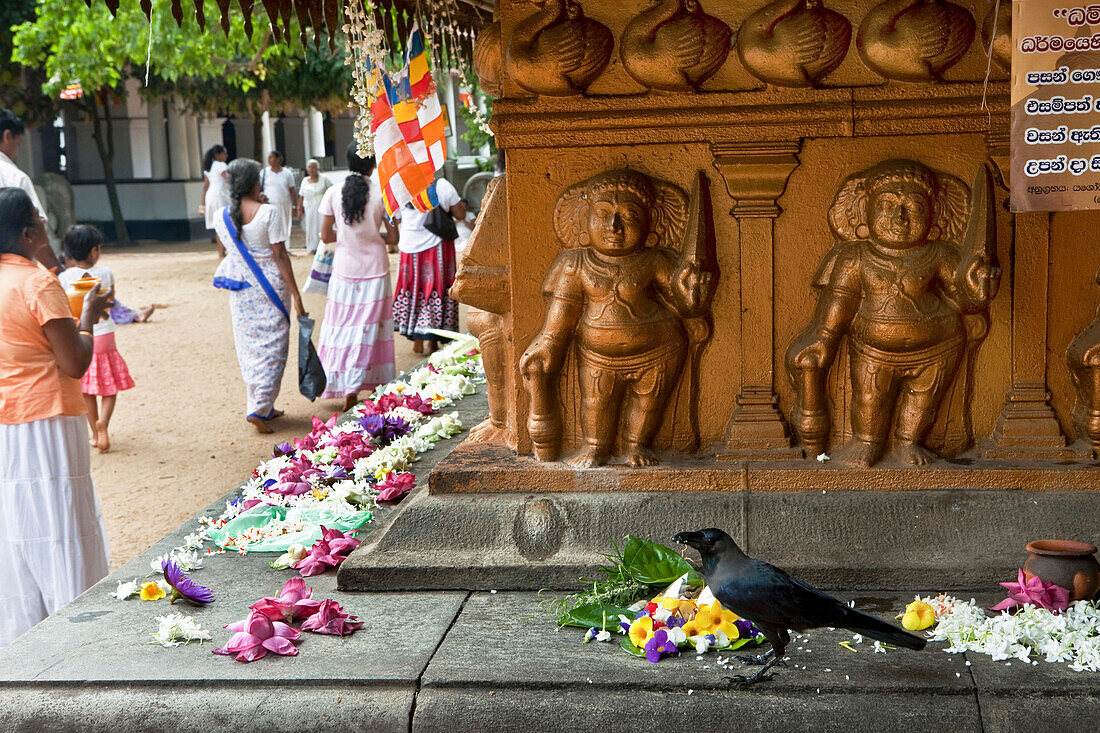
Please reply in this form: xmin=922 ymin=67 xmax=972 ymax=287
xmin=840 ymin=606 xmax=926 ymax=650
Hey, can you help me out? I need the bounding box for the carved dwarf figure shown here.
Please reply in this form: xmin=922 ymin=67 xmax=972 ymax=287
xmin=521 ymin=169 xmax=716 ymax=468
xmin=1066 ymin=266 xmax=1100 ymax=458
xmin=786 ymin=159 xmax=1000 ymax=467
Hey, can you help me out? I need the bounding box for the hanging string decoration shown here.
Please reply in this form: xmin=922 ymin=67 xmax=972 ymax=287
xmin=343 ymin=0 xmax=389 ymax=156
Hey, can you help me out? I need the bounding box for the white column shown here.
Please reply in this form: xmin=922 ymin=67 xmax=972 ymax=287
xmin=165 ymin=98 xmax=191 ymax=181
xmin=308 ymin=107 xmax=325 ymax=162
xmin=147 ymin=98 xmax=169 ymax=180
xmin=198 ymin=116 xmax=225 ymax=156
xmin=443 ymin=72 xmax=459 ymax=156
xmin=261 ymin=110 xmax=274 ymax=160
xmin=123 ymin=78 xmax=152 ymax=179
xmin=185 ymin=114 xmax=202 ymax=179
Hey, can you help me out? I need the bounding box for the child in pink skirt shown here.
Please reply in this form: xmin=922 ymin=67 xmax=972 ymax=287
xmin=57 ymin=225 xmax=135 ymax=452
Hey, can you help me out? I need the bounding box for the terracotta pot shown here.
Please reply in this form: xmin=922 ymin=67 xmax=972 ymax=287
xmin=1022 ymin=540 xmax=1100 ymax=601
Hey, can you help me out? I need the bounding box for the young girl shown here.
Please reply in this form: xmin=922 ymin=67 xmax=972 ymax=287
xmin=57 ymin=225 xmax=135 ymax=452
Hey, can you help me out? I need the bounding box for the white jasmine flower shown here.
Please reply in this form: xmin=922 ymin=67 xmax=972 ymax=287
xmin=111 ymin=579 xmax=139 ymax=600
xmin=149 ymin=613 xmax=212 ymax=647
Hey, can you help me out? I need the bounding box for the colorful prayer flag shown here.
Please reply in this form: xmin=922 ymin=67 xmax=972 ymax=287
xmin=367 ymin=63 xmax=433 ymax=219
xmin=405 ymin=23 xmax=447 ymax=172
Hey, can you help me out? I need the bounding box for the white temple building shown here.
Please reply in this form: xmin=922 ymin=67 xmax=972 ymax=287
xmin=15 ymin=75 xmax=485 ymax=241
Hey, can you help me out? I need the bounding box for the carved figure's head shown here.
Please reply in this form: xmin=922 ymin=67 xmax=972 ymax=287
xmin=554 ymin=168 xmax=688 ymax=255
xmin=583 ymin=170 xmax=653 ymax=256
xmin=829 ymin=159 xmax=970 ymax=249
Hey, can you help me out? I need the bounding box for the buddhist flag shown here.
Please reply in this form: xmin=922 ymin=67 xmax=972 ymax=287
xmin=405 ymin=23 xmax=447 ymax=172
xmin=368 ymin=63 xmax=433 ymax=219
xmin=387 ymin=70 xmax=435 ymax=184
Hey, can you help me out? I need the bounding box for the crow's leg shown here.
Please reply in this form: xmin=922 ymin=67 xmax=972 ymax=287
xmin=735 ymin=648 xmax=788 ymax=667
xmin=726 ymin=652 xmax=785 ymax=687
xmin=726 ymin=631 xmax=786 ymax=687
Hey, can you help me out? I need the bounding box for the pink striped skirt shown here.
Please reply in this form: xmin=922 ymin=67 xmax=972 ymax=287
xmin=81 ymin=333 xmax=135 ymax=397
xmin=317 ymin=273 xmax=396 ymax=399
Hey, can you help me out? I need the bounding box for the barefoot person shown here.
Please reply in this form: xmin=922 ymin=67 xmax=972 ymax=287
xmin=213 ymin=158 xmax=305 ymax=433
xmin=0 ymin=187 xmax=111 ymax=648
xmin=392 ymin=177 xmax=465 ymax=354
xmin=316 ymin=145 xmax=397 ymax=411
xmin=57 ymin=225 xmax=136 ymax=452
xmin=296 ymin=159 xmax=332 ymax=254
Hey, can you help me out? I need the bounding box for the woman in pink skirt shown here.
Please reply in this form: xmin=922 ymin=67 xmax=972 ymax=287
xmin=317 ymin=144 xmax=398 ymax=410
xmin=57 ymin=225 xmax=135 ymax=453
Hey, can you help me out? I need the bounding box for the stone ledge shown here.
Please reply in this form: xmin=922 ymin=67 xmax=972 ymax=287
xmin=431 ymin=440 xmax=1100 ymax=493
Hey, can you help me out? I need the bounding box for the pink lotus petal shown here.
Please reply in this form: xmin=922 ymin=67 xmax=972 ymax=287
xmin=222 ymin=632 xmax=261 ymax=652
xmin=271 ymin=621 xmax=301 ymax=640
xmin=225 ymin=619 xmax=247 ymax=633
xmin=991 ymin=598 xmax=1018 ymax=611
xmin=245 ymin=613 xmax=274 ymax=639
xmin=236 ymin=645 xmax=268 ymax=662
xmin=261 ymin=636 xmax=299 ymax=655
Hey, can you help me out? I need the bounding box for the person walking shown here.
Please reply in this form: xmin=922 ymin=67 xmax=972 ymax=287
xmin=199 ymin=144 xmax=230 ymax=257
xmin=0 ymin=109 xmax=57 ymax=271
xmin=392 ymin=177 xmax=466 ymax=353
xmin=57 ymin=225 xmax=137 ymax=453
xmin=261 ymin=151 xmax=297 ymax=242
xmin=316 ymin=145 xmax=397 ymax=411
xmin=212 ymin=159 xmax=305 ymax=434
xmin=0 ymin=187 xmax=111 ymax=648
xmin=296 ymin=159 xmax=332 ymax=254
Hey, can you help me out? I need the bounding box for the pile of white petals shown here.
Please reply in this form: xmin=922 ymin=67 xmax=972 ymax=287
xmin=923 ymin=595 xmax=1100 ymax=672
xmin=149 ymin=613 xmax=212 ymax=647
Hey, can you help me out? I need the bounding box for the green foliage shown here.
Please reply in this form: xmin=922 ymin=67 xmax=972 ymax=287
xmin=11 ymin=0 xmax=281 ymax=99
xmin=546 ymin=536 xmax=701 ymax=626
xmin=557 ymin=603 xmax=634 ymax=631
xmin=619 ymin=535 xmax=702 ymax=587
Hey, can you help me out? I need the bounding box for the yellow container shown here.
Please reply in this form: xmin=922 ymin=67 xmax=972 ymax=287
xmin=67 ymin=277 xmax=99 ymax=319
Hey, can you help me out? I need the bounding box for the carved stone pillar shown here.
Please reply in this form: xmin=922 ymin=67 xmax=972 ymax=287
xmin=984 ymin=133 xmax=1073 ymax=458
xmin=713 ymin=142 xmax=802 ymax=459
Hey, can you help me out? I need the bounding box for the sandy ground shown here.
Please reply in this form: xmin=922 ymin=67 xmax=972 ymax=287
xmin=89 ymin=234 xmax=458 ymax=568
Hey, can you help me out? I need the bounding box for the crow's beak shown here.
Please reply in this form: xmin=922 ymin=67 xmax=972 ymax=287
xmin=673 ymin=531 xmax=705 ymax=550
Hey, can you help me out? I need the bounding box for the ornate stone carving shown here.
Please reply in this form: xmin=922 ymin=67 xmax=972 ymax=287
xmin=474 ymin=9 xmax=504 ymax=96
xmin=520 ymin=170 xmax=717 ymax=467
xmin=620 ymin=0 xmax=733 ymax=92
xmin=506 ymin=0 xmax=613 ymax=96
xmin=452 ymin=176 xmax=514 ymax=447
xmin=1067 ymin=272 xmax=1100 ymax=458
xmin=736 ymin=0 xmax=852 ymax=88
xmin=786 ymin=160 xmax=1001 ymax=467
xmin=980 ymin=0 xmax=1011 ymax=72
xmin=856 ymin=0 xmax=975 ymax=82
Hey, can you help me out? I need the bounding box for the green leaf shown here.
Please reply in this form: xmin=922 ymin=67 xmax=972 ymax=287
xmin=557 ymin=603 xmax=632 ymax=630
xmin=620 ymin=636 xmax=646 ymax=658
xmin=619 ymin=535 xmax=702 ymax=587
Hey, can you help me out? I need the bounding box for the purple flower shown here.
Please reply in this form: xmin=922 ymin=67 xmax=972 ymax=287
xmin=664 ymin=616 xmax=684 ymax=629
xmin=329 ymin=466 xmax=349 ymax=481
xmin=358 ymin=414 xmax=385 ymax=435
xmin=272 ymin=442 xmax=294 ymax=457
xmin=643 ymin=629 xmax=678 ymax=663
xmin=381 ymin=415 xmax=409 ymax=442
xmin=735 ymin=618 xmax=759 ymax=638
xmin=162 ymin=559 xmax=214 ymax=605
xmin=620 ymin=621 xmax=631 ymax=634
xmin=991 ymin=568 xmax=1071 ymax=613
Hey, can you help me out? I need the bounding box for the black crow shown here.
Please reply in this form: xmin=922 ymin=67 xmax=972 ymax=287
xmin=673 ymin=528 xmax=926 ymax=686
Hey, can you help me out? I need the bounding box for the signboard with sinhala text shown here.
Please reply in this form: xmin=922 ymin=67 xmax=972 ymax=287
xmin=1011 ymin=0 xmax=1100 ymax=211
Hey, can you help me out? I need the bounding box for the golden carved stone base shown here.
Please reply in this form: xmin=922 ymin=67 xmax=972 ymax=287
xmin=431 ymin=440 xmax=1100 ymax=494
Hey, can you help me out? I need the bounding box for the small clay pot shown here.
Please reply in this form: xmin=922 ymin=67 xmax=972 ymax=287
xmin=1022 ymin=540 xmax=1100 ymax=601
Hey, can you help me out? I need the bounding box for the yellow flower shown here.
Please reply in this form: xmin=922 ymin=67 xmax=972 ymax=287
xmin=140 ymin=582 xmax=166 ymax=601
xmin=901 ymin=600 xmax=935 ymax=631
xmin=628 ymin=616 xmax=654 ymax=648
xmin=683 ymin=599 xmax=740 ymax=639
xmin=651 ymin=596 xmax=696 ymax=618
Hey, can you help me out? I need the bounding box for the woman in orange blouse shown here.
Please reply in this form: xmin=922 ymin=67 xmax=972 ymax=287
xmin=0 ymin=187 xmax=113 ymax=648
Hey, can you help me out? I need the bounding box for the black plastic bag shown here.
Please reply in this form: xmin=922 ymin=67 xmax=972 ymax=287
xmin=423 ymin=203 xmax=459 ymax=241
xmin=298 ymin=315 xmax=326 ymax=401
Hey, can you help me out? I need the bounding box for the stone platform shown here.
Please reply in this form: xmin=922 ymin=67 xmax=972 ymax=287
xmin=340 ymin=439 xmax=1100 ymax=592
xmin=2 ymin=390 xmax=1098 ymax=730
